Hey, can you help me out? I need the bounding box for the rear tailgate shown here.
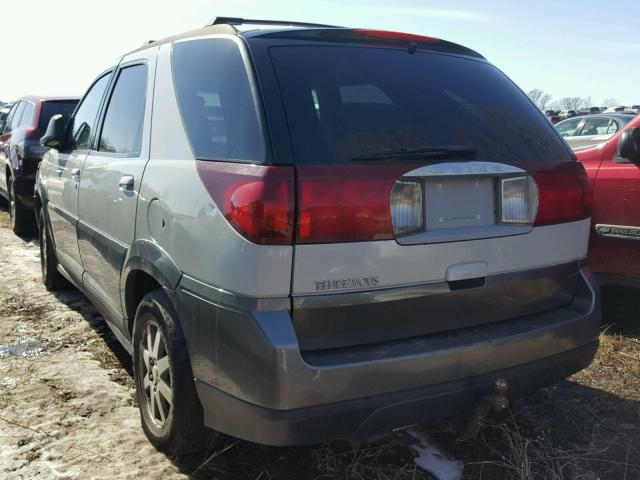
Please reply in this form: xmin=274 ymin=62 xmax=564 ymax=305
xmin=265 ymin=37 xmax=590 ymax=351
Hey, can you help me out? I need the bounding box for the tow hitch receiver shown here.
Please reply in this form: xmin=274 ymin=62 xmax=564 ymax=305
xmin=460 ymin=379 xmax=509 ymax=441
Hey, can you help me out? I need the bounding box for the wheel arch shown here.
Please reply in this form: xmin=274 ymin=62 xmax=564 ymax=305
xmin=121 ymin=240 xmax=182 ymax=335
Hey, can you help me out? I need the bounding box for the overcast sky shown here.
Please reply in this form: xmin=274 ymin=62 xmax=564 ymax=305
xmin=1 ymin=0 xmax=638 ymax=106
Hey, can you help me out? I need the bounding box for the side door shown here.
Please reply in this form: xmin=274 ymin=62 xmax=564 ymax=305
xmin=591 ymin=122 xmax=640 ymax=279
xmin=46 ymin=72 xmax=113 ymax=281
xmin=78 ymin=50 xmax=156 ymax=325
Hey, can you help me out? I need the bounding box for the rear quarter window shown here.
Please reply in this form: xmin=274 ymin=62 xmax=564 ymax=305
xmin=38 ymin=101 xmax=78 ymax=136
xmin=269 ymin=46 xmax=572 ymax=164
xmin=172 ymin=38 xmax=266 ymax=163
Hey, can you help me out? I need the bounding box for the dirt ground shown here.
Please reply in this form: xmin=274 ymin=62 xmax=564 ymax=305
xmin=0 ymin=207 xmax=638 ymax=480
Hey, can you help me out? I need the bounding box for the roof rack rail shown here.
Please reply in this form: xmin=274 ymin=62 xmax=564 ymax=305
xmin=209 ymin=17 xmax=342 ymax=29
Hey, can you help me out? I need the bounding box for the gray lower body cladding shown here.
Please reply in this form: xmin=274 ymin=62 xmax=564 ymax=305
xmin=175 ymin=263 xmax=600 ymax=445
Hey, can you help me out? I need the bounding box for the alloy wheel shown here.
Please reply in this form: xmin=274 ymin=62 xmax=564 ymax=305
xmin=138 ymin=318 xmax=173 ymax=430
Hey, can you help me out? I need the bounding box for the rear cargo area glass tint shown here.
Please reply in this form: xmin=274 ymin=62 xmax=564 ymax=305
xmin=269 ymin=46 xmax=571 ymax=165
xmin=38 ymin=101 xmax=77 ymax=135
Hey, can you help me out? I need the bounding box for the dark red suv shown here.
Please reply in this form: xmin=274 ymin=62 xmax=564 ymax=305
xmin=574 ymin=115 xmax=640 ymax=286
xmin=0 ymin=96 xmax=78 ymax=234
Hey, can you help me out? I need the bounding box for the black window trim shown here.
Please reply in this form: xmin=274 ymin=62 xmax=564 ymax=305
xmin=64 ymin=68 xmax=116 ymax=153
xmin=93 ymin=59 xmax=150 ymax=159
xmin=170 ymin=34 xmax=273 ymax=165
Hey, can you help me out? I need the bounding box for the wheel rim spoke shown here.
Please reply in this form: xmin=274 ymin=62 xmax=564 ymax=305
xmin=146 ymin=326 xmax=153 ymax=354
xmin=150 ymin=384 xmax=157 ymax=419
xmin=152 ymin=329 xmax=161 ymax=358
xmin=143 ymin=348 xmax=150 ymax=371
xmin=155 ymin=390 xmax=166 ymax=423
xmin=158 ymin=380 xmax=172 ymax=406
xmin=156 ymin=356 xmax=169 ymax=376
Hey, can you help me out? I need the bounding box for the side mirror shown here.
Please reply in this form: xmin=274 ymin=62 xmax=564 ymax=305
xmin=0 ymin=120 xmax=5 ymax=133
xmin=616 ymin=127 xmax=640 ymax=163
xmin=40 ymin=114 xmax=67 ymax=149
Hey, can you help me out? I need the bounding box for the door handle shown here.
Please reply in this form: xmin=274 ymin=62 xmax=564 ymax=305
xmin=118 ymin=175 xmax=135 ymax=191
xmin=71 ymin=168 xmax=81 ymax=181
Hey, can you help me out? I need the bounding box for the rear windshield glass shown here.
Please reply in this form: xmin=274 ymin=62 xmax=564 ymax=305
xmin=38 ymin=100 xmax=78 ymax=135
xmin=269 ymin=46 xmax=571 ymax=164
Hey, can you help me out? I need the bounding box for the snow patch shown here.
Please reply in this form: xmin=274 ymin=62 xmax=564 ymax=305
xmin=408 ymin=429 xmax=463 ymax=480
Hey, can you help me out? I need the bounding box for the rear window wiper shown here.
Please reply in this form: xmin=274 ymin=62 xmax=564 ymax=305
xmin=352 ymin=145 xmax=478 ymax=161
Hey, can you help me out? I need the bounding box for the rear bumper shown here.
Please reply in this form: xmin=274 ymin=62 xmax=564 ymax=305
xmin=176 ymin=266 xmax=600 ymax=445
xmin=195 ymin=340 xmax=598 ymax=445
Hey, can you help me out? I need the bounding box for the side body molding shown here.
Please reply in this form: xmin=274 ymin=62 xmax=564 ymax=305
xmin=120 ymin=239 xmax=182 ymax=318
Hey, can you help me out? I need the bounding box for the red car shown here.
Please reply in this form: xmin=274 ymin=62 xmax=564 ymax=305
xmin=574 ymin=115 xmax=640 ymax=286
xmin=0 ymin=96 xmax=78 ymax=234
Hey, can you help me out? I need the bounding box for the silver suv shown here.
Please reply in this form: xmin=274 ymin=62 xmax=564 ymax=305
xmin=35 ymin=18 xmax=600 ymax=453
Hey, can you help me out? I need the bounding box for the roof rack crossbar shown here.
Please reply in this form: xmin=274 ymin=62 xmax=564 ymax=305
xmin=209 ymin=17 xmax=342 ymax=29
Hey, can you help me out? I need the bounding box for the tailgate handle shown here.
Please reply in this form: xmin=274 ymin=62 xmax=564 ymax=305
xmin=445 ymin=262 xmax=488 ymax=282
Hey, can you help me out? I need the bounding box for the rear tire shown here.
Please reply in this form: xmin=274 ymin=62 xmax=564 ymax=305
xmin=9 ymin=177 xmax=35 ymax=236
xmin=38 ymin=209 xmax=69 ymax=291
xmin=133 ymin=290 xmax=208 ymax=455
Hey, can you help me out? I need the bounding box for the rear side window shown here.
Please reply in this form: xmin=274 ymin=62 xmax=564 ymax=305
xmin=70 ymin=73 xmax=111 ymax=150
xmin=579 ymin=117 xmax=611 ymax=136
xmin=38 ymin=101 xmax=77 ymax=136
xmin=98 ymin=64 xmax=148 ymax=155
xmin=19 ymin=102 xmax=35 ymax=127
xmin=172 ymin=38 xmax=266 ymax=162
xmin=269 ymin=46 xmax=572 ymax=164
xmin=607 ymin=120 xmax=619 ymax=135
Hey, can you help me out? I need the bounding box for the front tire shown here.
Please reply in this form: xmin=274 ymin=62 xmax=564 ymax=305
xmin=9 ymin=177 xmax=35 ymax=236
xmin=38 ymin=209 xmax=69 ymax=291
xmin=133 ymin=290 xmax=207 ymax=454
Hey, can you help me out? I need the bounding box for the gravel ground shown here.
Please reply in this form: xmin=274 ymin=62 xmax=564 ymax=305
xmin=0 ymin=207 xmax=638 ymax=479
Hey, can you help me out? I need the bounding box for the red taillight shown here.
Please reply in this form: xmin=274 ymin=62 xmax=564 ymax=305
xmin=532 ymin=161 xmax=592 ymax=226
xmin=197 ymin=161 xmax=294 ymax=245
xmin=352 ymin=29 xmax=439 ymax=43
xmin=296 ymin=165 xmax=413 ymax=243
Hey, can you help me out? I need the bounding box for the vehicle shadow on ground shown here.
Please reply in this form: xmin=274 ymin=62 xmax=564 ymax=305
xmin=50 ymin=286 xmax=134 ymax=383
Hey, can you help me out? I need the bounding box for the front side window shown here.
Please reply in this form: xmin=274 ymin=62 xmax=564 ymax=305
xmin=98 ymin=64 xmax=148 ymax=155
xmin=172 ymin=38 xmax=266 ymax=162
xmin=2 ymin=104 xmax=17 ymax=134
xmin=9 ymin=102 xmax=25 ymax=133
xmin=556 ymin=118 xmax=582 ymax=137
xmin=69 ymin=73 xmax=111 ymax=150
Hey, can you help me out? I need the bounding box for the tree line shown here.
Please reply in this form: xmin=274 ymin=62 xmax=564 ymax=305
xmin=527 ymin=89 xmax=620 ymax=112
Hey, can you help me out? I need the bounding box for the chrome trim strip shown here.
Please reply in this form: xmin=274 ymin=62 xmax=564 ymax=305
xmin=403 ymin=161 xmax=526 ymax=178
